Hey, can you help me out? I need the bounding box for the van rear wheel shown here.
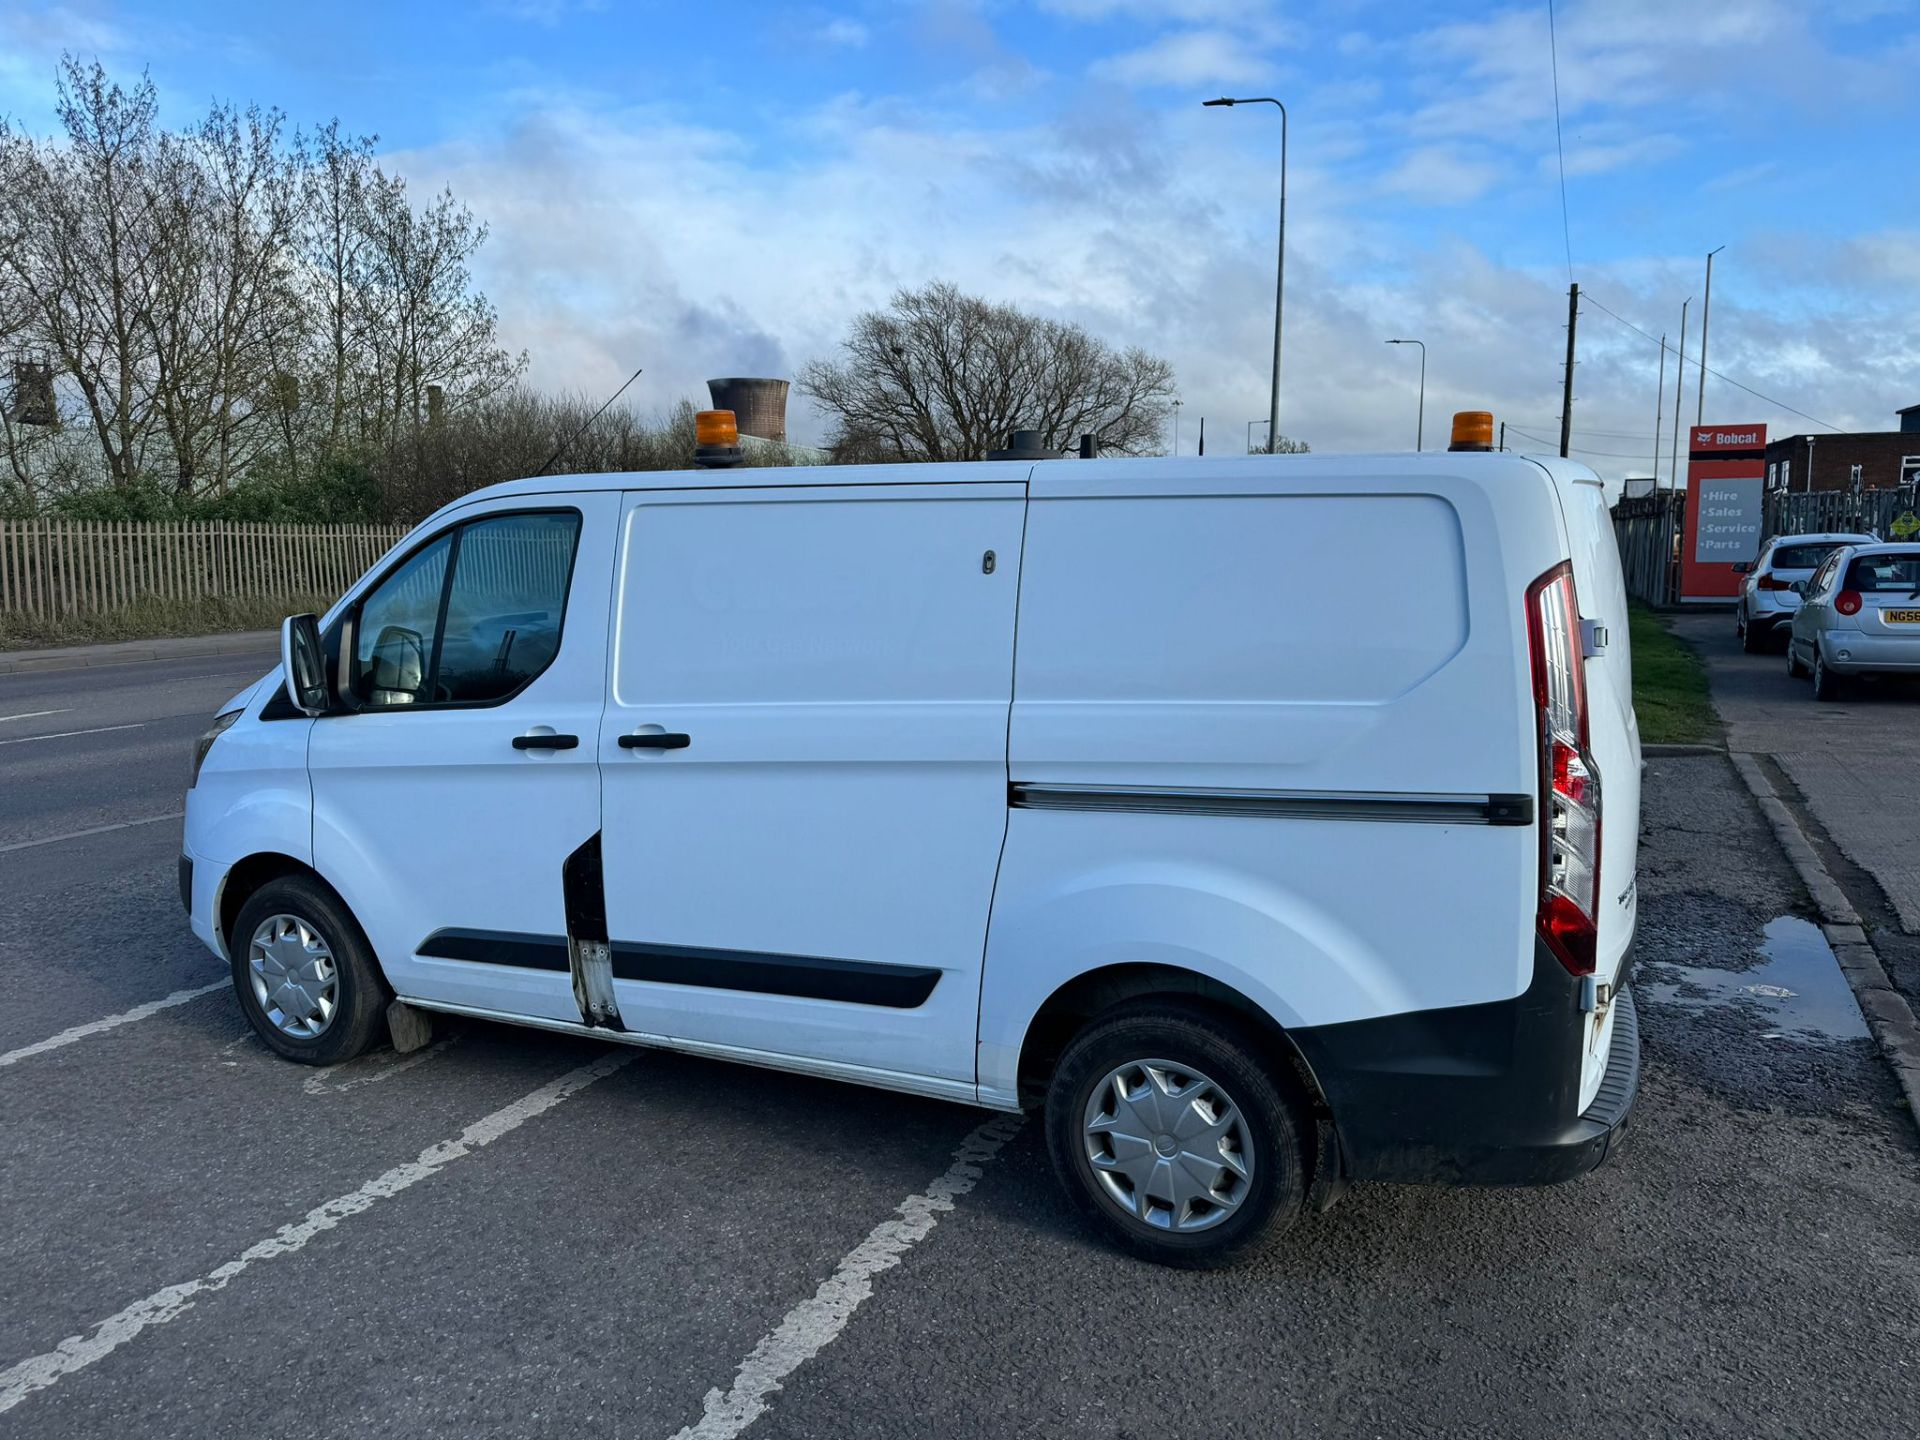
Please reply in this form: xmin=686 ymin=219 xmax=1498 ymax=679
xmin=229 ymin=876 xmax=387 ymax=1066
xmin=1045 ymin=1000 xmax=1307 ymax=1268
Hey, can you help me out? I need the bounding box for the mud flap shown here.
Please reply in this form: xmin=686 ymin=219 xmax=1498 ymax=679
xmin=563 ymin=833 xmax=623 ymax=1030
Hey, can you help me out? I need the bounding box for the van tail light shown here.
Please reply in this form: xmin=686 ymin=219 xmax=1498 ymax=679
xmin=1835 ymin=590 xmax=1863 ymax=616
xmin=1527 ymin=562 xmax=1602 ymax=977
xmin=1756 ymin=574 xmax=1793 ymax=591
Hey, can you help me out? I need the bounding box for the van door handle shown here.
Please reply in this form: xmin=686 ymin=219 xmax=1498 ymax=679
xmin=513 ymin=732 xmax=579 ymax=750
xmin=618 ymin=731 xmax=690 ymax=750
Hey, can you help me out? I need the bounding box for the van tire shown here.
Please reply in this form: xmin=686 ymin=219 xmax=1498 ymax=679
xmin=1045 ymin=999 xmax=1307 ymax=1268
xmin=229 ymin=876 xmax=387 ymax=1066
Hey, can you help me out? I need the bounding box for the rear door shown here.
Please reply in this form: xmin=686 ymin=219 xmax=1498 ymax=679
xmin=595 ymin=481 xmax=1025 ymax=1087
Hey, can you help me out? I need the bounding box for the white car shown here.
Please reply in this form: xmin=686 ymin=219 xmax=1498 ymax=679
xmin=183 ymin=420 xmax=1641 ymax=1267
xmin=1735 ymin=531 xmax=1876 ymax=652
xmin=1788 ymin=543 xmax=1920 ymax=700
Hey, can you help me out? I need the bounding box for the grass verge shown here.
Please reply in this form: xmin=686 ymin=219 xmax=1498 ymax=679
xmin=1629 ymin=601 xmax=1717 ymax=744
xmin=0 ymin=594 xmax=327 ymax=652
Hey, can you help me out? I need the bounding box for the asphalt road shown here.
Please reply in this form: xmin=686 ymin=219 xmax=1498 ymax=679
xmin=3 ymin=651 xmax=1919 ymax=1438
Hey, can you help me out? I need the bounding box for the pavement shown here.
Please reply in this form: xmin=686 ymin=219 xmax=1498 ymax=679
xmin=4 ymin=649 xmax=1920 ymax=1438
xmin=0 ymin=629 xmax=280 ymax=676
xmin=1672 ymin=610 xmax=1920 ymax=935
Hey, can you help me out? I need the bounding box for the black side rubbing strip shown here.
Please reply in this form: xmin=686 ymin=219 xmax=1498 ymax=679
xmin=610 ymin=942 xmax=941 ymax=1009
xmin=1009 ymin=784 xmax=1534 ymax=827
xmin=417 ymin=928 xmax=570 ymax=971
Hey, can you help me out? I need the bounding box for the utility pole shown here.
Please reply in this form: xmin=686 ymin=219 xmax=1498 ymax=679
xmin=1670 ymin=298 xmax=1690 ymax=494
xmin=1559 ymin=283 xmax=1579 ymax=458
xmin=1198 ymin=416 xmax=1206 ymax=456
xmin=1653 ymin=333 xmax=1667 ymax=494
xmin=1697 ymin=245 xmax=1724 ymax=425
xmin=1499 ymin=421 xmax=1507 ymax=452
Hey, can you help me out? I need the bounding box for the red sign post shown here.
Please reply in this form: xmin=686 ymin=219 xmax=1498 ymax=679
xmin=1680 ymin=424 xmax=1767 ymax=602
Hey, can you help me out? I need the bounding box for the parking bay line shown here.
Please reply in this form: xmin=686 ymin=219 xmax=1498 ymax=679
xmin=0 ymin=980 xmax=229 ymax=1069
xmin=671 ymin=1111 xmax=1025 ymax=1440
xmin=0 ymin=812 xmax=184 ymax=855
xmin=0 ymin=1049 xmax=636 ymax=1415
xmin=0 ymin=709 xmax=72 ymax=724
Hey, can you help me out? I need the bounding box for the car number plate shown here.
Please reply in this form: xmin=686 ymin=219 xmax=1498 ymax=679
xmin=1887 ymin=609 xmax=1920 ymax=624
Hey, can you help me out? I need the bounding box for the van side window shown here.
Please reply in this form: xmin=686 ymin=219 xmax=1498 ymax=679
xmin=351 ymin=510 xmax=581 ymax=709
xmin=354 ymin=533 xmax=451 ymax=706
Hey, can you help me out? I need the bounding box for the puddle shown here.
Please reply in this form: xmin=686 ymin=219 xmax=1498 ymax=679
xmin=1639 ymin=915 xmax=1870 ymax=1042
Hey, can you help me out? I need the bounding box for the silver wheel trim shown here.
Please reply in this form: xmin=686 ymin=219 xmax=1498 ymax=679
xmin=248 ymin=913 xmax=340 ymax=1039
xmin=1082 ymin=1058 xmax=1254 ymax=1232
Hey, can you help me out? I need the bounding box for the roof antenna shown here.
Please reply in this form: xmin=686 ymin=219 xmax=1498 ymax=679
xmin=532 ymin=365 xmax=644 ymax=478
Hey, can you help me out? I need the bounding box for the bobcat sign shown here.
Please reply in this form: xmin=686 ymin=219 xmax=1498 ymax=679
xmin=1681 ymin=424 xmax=1767 ymax=602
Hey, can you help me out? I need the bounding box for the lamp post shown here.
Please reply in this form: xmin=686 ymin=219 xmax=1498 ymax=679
xmin=1172 ymin=398 xmax=1182 ymax=456
xmin=1669 ymin=297 xmax=1690 ymax=490
xmin=1385 ymin=338 xmax=1426 ymax=451
xmin=1697 ymin=245 xmax=1724 ymax=426
xmin=1204 ymin=96 xmax=1286 ymax=453
xmin=1247 ymin=419 xmax=1269 ymax=453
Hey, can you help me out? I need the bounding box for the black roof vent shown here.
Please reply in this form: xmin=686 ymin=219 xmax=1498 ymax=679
xmin=986 ymin=429 xmax=1066 ymax=461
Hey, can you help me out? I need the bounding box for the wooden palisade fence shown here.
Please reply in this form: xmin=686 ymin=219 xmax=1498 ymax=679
xmin=0 ymin=519 xmax=411 ymax=618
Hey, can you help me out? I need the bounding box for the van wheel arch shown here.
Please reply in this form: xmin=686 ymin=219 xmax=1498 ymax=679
xmin=1015 ymin=964 xmax=1344 ymax=1207
xmin=218 ymin=854 xmax=376 ymax=983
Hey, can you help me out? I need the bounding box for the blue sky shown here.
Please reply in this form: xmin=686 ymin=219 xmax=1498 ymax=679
xmin=4 ymin=0 xmax=1918 ymax=476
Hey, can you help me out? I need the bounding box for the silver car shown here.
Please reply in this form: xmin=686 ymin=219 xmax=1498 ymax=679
xmin=1734 ymin=531 xmax=1875 ymax=653
xmin=1787 ymin=543 xmax=1920 ymax=700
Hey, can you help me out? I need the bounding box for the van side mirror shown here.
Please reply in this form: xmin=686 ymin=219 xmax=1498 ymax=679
xmin=281 ymin=613 xmax=330 ymax=716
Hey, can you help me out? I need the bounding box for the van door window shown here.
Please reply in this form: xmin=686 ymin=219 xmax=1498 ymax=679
xmin=435 ymin=512 xmax=581 ymax=702
xmin=350 ymin=510 xmax=581 ymax=709
xmin=354 ymin=533 xmax=451 ymax=706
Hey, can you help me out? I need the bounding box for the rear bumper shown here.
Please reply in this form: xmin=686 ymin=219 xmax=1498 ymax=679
xmin=1824 ymin=629 xmax=1920 ymax=672
xmin=1292 ymin=937 xmax=1640 ymax=1187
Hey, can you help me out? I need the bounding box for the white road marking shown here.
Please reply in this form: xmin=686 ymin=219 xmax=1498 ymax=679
xmin=0 ymin=981 xmax=229 ymax=1069
xmin=671 ymin=1112 xmax=1024 ymax=1440
xmin=303 ymin=1034 xmax=462 ymax=1095
xmin=0 ymin=709 xmax=72 ymax=724
xmin=0 ymin=812 xmax=183 ymax=855
xmin=0 ymin=723 xmax=146 ymax=747
xmin=0 ymin=1049 xmax=634 ymax=1414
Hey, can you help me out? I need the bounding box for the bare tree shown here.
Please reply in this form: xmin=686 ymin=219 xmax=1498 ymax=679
xmin=0 ymin=60 xmax=167 ymax=490
xmin=800 ymin=281 xmax=1175 ymax=461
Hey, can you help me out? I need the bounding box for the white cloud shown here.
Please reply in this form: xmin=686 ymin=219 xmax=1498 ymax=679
xmin=1377 ymin=145 xmax=1502 ymax=205
xmin=1089 ymin=29 xmax=1273 ymax=88
xmin=818 ymin=17 xmax=869 ymax=48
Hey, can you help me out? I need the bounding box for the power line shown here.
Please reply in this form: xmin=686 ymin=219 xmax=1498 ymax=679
xmin=1546 ymin=0 xmax=1574 ymax=285
xmin=1506 ymin=425 xmax=1656 ymax=460
xmin=1580 ymin=293 xmax=1840 ymax=432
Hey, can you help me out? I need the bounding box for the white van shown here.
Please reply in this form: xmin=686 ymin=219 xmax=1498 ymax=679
xmin=183 ymin=424 xmax=1641 ymax=1266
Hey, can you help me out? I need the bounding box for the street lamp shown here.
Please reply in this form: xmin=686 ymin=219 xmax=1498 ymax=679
xmin=1385 ymin=338 xmax=1426 ymax=451
xmin=1172 ymin=398 xmax=1183 ymax=456
xmin=1697 ymin=245 xmax=1724 ymax=425
xmin=1247 ymin=419 xmax=1269 ymax=453
xmin=1204 ymin=96 xmax=1286 ymax=454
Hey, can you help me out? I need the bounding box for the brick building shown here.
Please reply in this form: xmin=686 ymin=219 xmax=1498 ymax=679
xmin=1763 ymin=403 xmax=1920 ymax=493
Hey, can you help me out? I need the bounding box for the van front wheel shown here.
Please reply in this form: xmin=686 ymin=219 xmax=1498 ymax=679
xmin=1045 ymin=1001 xmax=1307 ymax=1268
xmin=229 ymin=876 xmax=387 ymax=1066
